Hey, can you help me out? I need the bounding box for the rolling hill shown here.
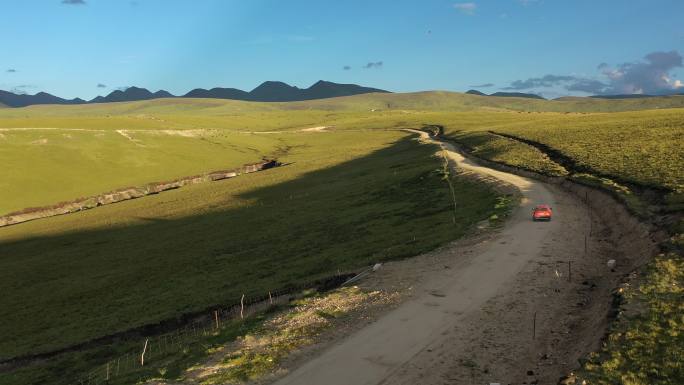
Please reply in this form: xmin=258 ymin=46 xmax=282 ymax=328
xmin=183 ymin=87 xmax=250 ymax=100
xmin=0 ymin=90 xmax=85 ymax=108
xmin=465 ymin=89 xmax=544 ymax=99
xmin=89 ymin=87 xmax=174 ymax=103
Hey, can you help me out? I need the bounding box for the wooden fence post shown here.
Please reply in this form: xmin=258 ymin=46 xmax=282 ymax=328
xmin=141 ymin=339 xmax=149 ymax=366
xmin=214 ymin=310 xmax=220 ymax=329
xmin=269 ymin=291 xmax=273 ymax=305
xmin=240 ymin=294 xmax=245 ymax=319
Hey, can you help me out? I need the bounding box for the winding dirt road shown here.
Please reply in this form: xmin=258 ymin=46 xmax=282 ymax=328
xmin=271 ymin=133 xmax=593 ymax=385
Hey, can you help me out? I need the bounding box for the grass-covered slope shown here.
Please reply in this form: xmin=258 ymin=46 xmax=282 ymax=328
xmin=1 ymin=94 xmax=681 ymax=218
xmin=581 ymin=251 xmax=684 ymax=385
xmin=0 ymin=129 xmax=281 ymax=214
xmin=0 ymin=131 xmax=504 ymax=361
xmin=437 ymin=109 xmax=684 ymax=195
xmin=1 ymin=93 xmax=682 ymax=385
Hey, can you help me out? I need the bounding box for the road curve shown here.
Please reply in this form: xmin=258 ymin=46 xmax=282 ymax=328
xmin=273 ymin=132 xmax=559 ymax=385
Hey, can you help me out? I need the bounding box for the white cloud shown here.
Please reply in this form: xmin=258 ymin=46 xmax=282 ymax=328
xmin=453 ymin=2 xmax=476 ymax=15
xmin=600 ymin=50 xmax=683 ymax=94
xmin=503 ymin=50 xmax=684 ymax=95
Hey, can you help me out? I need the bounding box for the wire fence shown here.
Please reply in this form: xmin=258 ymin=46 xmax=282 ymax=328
xmin=61 ymin=273 xmax=354 ymax=385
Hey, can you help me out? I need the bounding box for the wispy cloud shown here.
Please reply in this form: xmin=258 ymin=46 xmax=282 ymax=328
xmin=503 ymin=50 xmax=684 ymax=95
xmin=503 ymin=74 xmax=607 ymax=94
xmin=504 ymin=75 xmax=577 ymax=90
xmin=6 ymin=69 xmax=17 ymax=73
xmin=343 ymin=65 xmax=351 ymax=70
xmin=363 ymin=61 xmax=383 ymax=69
xmin=453 ymin=2 xmax=476 ymax=15
xmin=96 ymin=83 xmax=107 ymax=88
xmin=61 ymin=0 xmax=86 ymax=5
xmin=469 ymin=83 xmax=494 ymax=88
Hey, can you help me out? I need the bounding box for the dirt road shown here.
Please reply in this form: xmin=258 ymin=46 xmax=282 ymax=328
xmin=271 ymin=133 xmax=593 ymax=385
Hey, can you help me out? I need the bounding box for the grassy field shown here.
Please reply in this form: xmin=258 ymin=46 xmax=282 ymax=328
xmin=1 ymin=93 xmax=682 ymax=384
xmin=579 ymin=251 xmax=684 ymax=385
xmin=1 ymin=95 xmax=682 ymax=217
xmin=0 ymin=128 xmax=283 ymax=214
xmin=0 ymin=130 xmax=506 ymax=364
xmin=425 ymin=109 xmax=684 ymax=192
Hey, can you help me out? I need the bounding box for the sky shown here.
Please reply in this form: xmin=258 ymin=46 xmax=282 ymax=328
xmin=1 ymin=0 xmax=683 ymax=99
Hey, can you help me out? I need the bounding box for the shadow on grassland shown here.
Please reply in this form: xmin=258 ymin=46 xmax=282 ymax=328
xmin=0 ymin=135 xmax=501 ymax=365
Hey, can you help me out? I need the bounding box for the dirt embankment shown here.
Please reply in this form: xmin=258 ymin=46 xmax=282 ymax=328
xmin=0 ymin=159 xmax=281 ymax=228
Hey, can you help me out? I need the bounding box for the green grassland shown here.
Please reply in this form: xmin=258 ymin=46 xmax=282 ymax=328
xmin=0 ymin=93 xmax=682 ymax=384
xmin=1 ymin=93 xmax=682 ymax=218
xmin=0 ymin=129 xmax=282 ymax=214
xmin=446 ymin=130 xmax=569 ymax=176
xmin=0 ymin=130 xmax=506 ymax=363
xmin=580 ymin=252 xmax=684 ymax=385
xmin=473 ymin=109 xmax=683 ymax=192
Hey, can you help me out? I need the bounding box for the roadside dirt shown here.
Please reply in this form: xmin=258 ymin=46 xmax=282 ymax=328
xmin=262 ymin=132 xmax=653 ymax=385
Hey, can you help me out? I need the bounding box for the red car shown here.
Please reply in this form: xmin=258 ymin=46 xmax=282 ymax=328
xmin=532 ymin=204 xmax=553 ymax=221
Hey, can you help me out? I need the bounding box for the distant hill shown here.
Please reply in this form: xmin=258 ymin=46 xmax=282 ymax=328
xmin=248 ymin=81 xmax=302 ymax=102
xmin=2 ymin=90 xmax=684 ymax=114
xmin=490 ymin=91 xmax=545 ymax=100
xmin=186 ymin=80 xmax=388 ymax=102
xmin=590 ymin=94 xmax=655 ymax=99
xmin=301 ymin=80 xmax=388 ymax=100
xmin=183 ymin=87 xmax=250 ymax=100
xmin=464 ymin=89 xmax=545 ymax=99
xmin=0 ymin=81 xmax=389 ymax=107
xmin=0 ymin=90 xmax=85 ymax=108
xmin=465 ymin=89 xmax=487 ymax=96
xmin=90 ymin=87 xmax=174 ymax=103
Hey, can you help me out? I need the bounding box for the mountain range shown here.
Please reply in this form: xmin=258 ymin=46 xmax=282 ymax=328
xmin=465 ymin=89 xmax=546 ymax=99
xmin=466 ymin=89 xmax=684 ymax=100
xmin=0 ymin=80 xmax=389 ymax=108
xmin=3 ymin=83 xmax=682 ymax=108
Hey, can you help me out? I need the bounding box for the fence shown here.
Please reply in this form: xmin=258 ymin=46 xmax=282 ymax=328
xmin=60 ymin=273 xmax=353 ymax=385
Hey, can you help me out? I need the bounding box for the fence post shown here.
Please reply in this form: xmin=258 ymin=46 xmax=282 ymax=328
xmin=269 ymin=291 xmax=273 ymax=305
xmin=141 ymin=338 xmax=149 ymax=366
xmin=240 ymin=294 xmax=245 ymax=319
xmin=106 ymin=362 xmax=110 ymax=381
xmin=214 ymin=310 xmax=220 ymax=329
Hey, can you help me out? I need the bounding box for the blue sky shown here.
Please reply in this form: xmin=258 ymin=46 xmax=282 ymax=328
xmin=1 ymin=0 xmax=683 ymax=99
